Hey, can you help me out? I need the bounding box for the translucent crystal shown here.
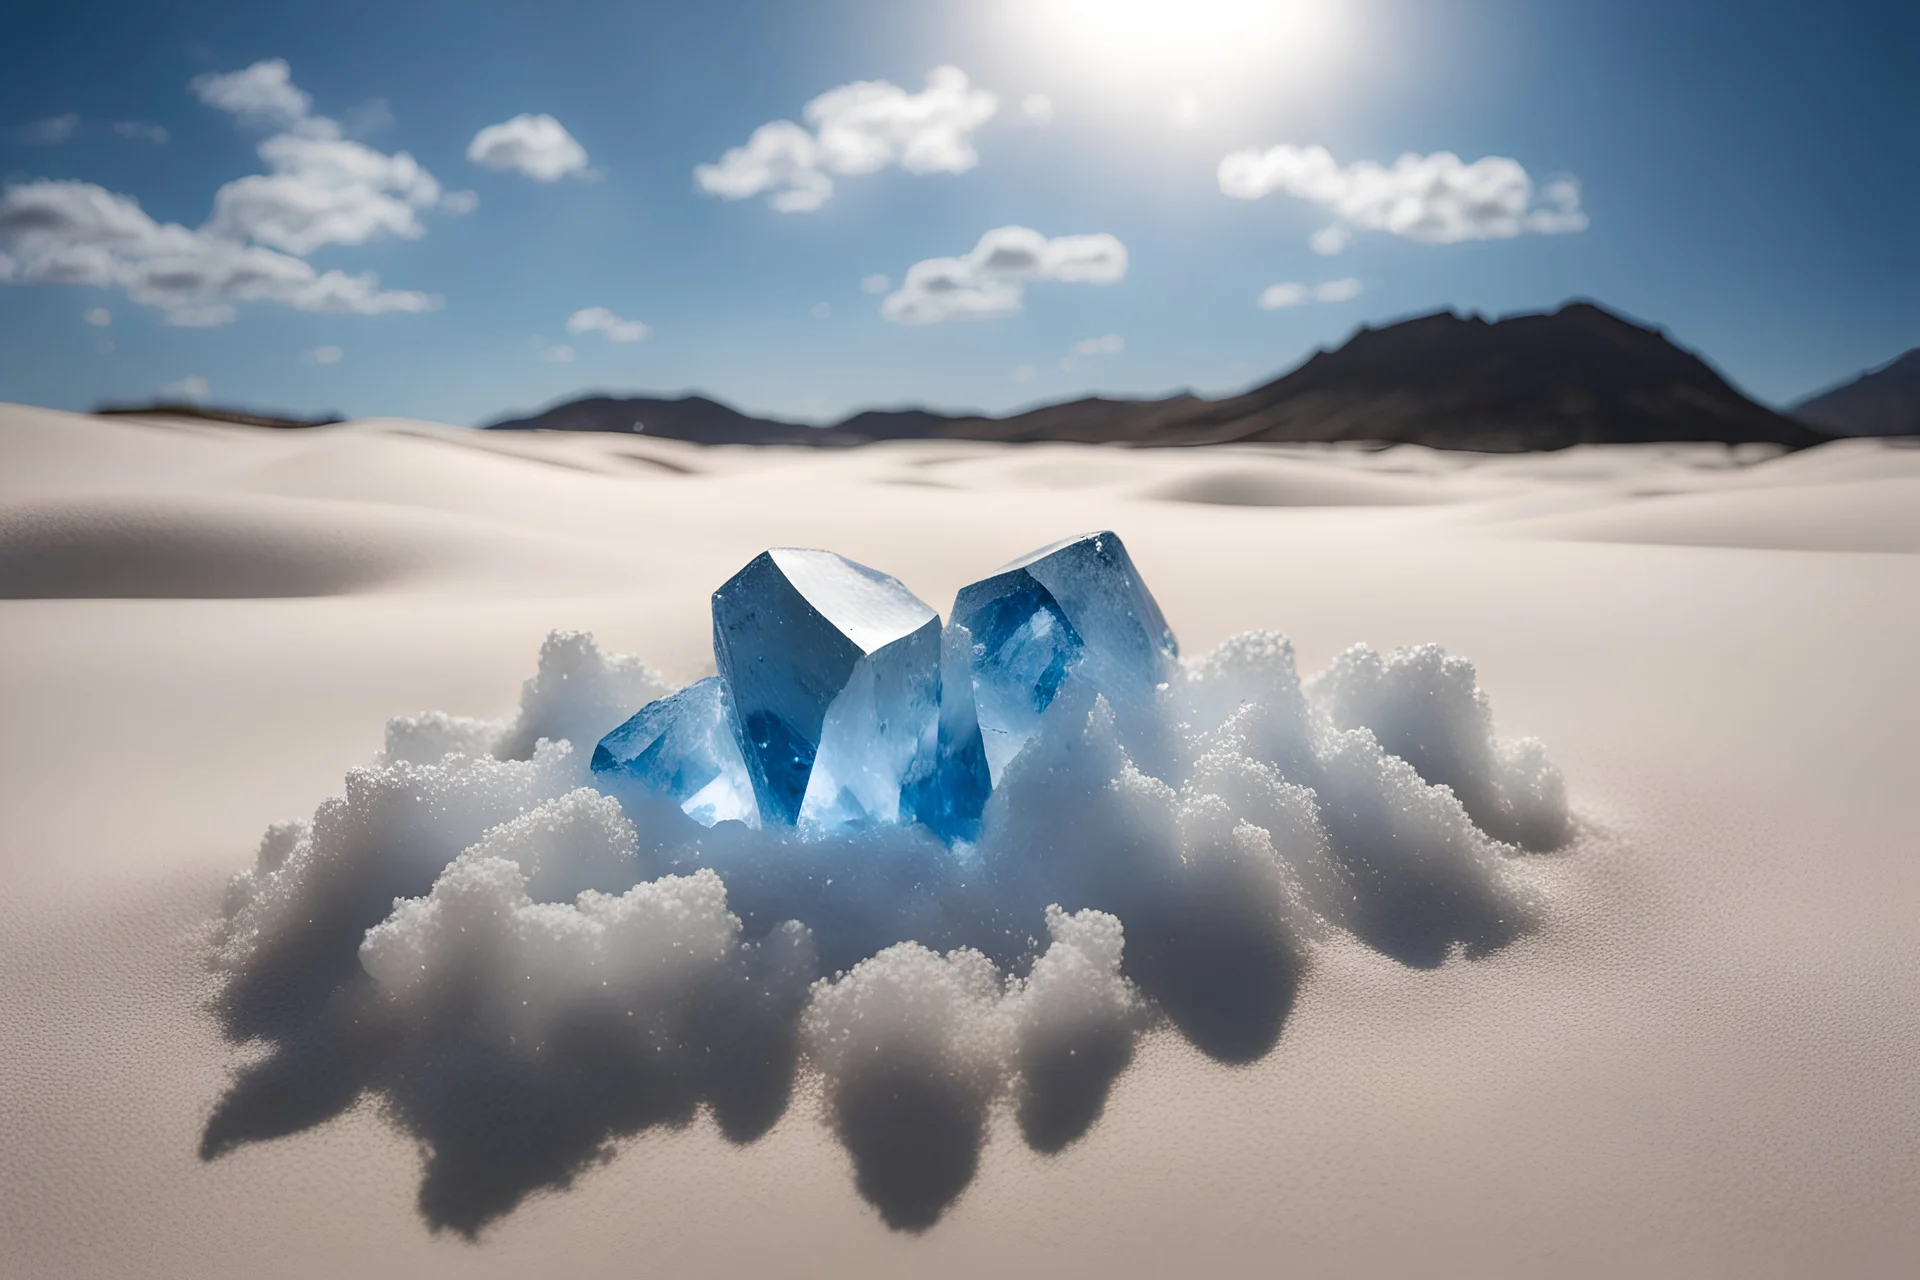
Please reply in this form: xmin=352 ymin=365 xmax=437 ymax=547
xmin=901 ymin=620 xmax=993 ymax=843
xmin=951 ymin=531 xmax=1178 ymax=782
xmin=713 ymin=548 xmax=942 ymax=831
xmin=590 ymin=676 xmax=758 ymax=826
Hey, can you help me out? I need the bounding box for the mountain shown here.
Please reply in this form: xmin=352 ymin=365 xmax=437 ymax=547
xmin=485 ymin=301 xmax=1829 ymax=451
xmin=485 ymin=393 xmax=834 ymax=446
xmin=1790 ymin=350 xmax=1920 ymax=437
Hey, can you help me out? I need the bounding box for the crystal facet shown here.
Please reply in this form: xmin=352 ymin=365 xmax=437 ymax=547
xmin=590 ymin=676 xmax=759 ymax=826
xmin=951 ymin=531 xmax=1177 ymax=782
xmin=901 ymin=619 xmax=994 ymax=843
xmin=595 ymin=534 xmax=1179 ymax=843
xmin=713 ymin=548 xmax=942 ymax=831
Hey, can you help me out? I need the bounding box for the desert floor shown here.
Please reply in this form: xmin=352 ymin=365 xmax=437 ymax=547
xmin=3 ymin=403 xmax=1917 ymax=1277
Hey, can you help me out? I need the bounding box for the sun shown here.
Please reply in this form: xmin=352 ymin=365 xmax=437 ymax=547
xmin=1020 ymin=0 xmax=1346 ymax=83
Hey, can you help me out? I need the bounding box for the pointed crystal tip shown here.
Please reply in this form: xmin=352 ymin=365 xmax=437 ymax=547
xmin=953 ymin=531 xmax=1176 ymax=782
xmin=712 ymin=548 xmax=943 ymax=831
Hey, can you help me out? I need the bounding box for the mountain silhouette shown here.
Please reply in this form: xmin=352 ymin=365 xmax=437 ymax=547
xmin=1790 ymin=349 xmax=1920 ymax=437
xmin=486 ymin=301 xmax=1827 ymax=451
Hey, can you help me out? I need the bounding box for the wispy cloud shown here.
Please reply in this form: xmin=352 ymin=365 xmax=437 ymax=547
xmin=111 ymin=120 xmax=169 ymax=144
xmin=1060 ymin=332 xmax=1124 ymax=372
xmin=565 ymin=306 xmax=650 ymax=342
xmin=14 ymin=114 xmax=80 ymax=145
xmin=1257 ymin=277 xmax=1364 ymax=309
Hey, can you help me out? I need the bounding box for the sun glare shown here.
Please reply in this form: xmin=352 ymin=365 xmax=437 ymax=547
xmin=1023 ymin=0 xmax=1345 ymax=83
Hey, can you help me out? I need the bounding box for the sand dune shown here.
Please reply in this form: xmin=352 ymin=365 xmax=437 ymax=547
xmin=2 ymin=403 xmax=1915 ymax=1278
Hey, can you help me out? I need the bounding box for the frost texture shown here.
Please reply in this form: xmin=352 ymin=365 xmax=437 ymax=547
xmin=207 ymin=553 xmax=1571 ymax=1236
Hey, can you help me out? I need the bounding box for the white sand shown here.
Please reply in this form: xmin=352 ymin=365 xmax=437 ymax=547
xmin=2 ymin=404 xmax=1916 ymax=1276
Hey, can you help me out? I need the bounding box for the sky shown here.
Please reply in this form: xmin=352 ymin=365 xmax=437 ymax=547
xmin=0 ymin=0 xmax=1913 ymax=426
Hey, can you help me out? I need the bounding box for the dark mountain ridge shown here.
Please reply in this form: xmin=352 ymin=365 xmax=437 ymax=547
xmin=485 ymin=300 xmax=1830 ymax=451
xmin=1790 ymin=349 xmax=1920 ymax=437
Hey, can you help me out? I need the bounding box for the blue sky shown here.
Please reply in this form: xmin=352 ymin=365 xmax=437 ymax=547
xmin=0 ymin=0 xmax=1913 ymax=425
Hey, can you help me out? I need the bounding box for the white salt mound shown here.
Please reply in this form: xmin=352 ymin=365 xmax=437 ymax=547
xmin=207 ymin=623 xmax=1566 ymax=1232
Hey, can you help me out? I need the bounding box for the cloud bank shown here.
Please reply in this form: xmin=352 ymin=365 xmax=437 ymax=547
xmin=882 ymin=225 xmax=1127 ymax=325
xmin=0 ymin=60 xmax=446 ymax=326
xmin=467 ymin=114 xmax=591 ymax=182
xmin=204 ymin=623 xmax=1567 ymax=1234
xmin=696 ymin=67 xmax=997 ymax=212
xmin=1220 ymin=144 xmax=1588 ymax=252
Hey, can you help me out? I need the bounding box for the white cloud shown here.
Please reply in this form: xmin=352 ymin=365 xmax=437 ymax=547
xmin=860 ymin=273 xmax=891 ymax=294
xmin=191 ymin=59 xmax=312 ymax=128
xmin=162 ymin=375 xmax=209 ymax=401
xmin=1072 ymin=333 xmax=1124 ymax=356
xmin=0 ymin=61 xmax=447 ymax=327
xmin=565 ymin=306 xmax=650 ymax=343
xmin=112 ymin=121 xmax=169 ymax=144
xmin=694 ymin=122 xmax=830 ymax=212
xmin=882 ymin=225 xmax=1126 ymax=325
xmin=438 ymin=188 xmax=479 ymax=215
xmin=810 ymin=301 xmax=833 ymax=319
xmin=188 ymin=60 xmax=458 ymax=256
xmin=0 ymin=252 xmax=12 ymax=281
xmin=1220 ymin=144 xmax=1588 ymax=251
xmin=303 ymin=344 xmax=343 ymax=364
xmin=539 ymin=343 xmax=577 ymax=363
xmin=1022 ymin=94 xmax=1055 ymax=124
xmin=16 ymin=114 xmax=80 ymax=145
xmin=1257 ymin=277 xmax=1364 ymax=309
xmin=209 ymin=131 xmax=445 ymax=254
xmin=0 ymin=180 xmax=441 ymax=326
xmin=696 ymin=67 xmax=997 ymax=213
xmin=467 ymin=114 xmax=590 ymax=182
xmin=84 ymin=306 xmax=111 ymax=326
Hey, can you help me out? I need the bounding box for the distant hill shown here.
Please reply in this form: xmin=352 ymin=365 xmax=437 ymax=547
xmin=486 ymin=301 xmax=1829 ymax=451
xmin=485 ymin=393 xmax=831 ymax=446
xmin=1790 ymin=350 xmax=1920 ymax=437
xmin=95 ymin=402 xmax=343 ymax=429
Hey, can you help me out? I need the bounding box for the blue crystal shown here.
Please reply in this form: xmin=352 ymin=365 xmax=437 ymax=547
xmin=590 ymin=676 xmax=758 ymax=826
xmin=713 ymin=548 xmax=942 ymax=831
xmin=901 ymin=619 xmax=993 ymax=843
xmin=951 ymin=531 xmax=1177 ymax=782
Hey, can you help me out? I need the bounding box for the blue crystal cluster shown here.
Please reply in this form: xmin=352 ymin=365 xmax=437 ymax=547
xmin=591 ymin=532 xmax=1177 ymax=842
